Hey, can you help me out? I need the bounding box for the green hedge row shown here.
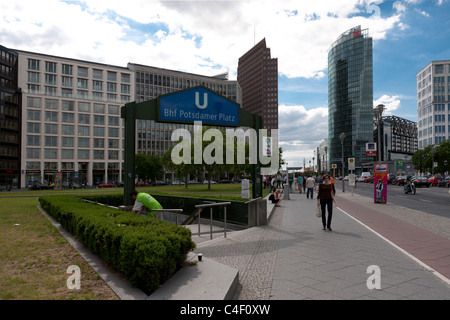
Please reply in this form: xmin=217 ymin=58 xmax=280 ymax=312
xmin=83 ymin=194 xmax=249 ymax=226
xmin=39 ymin=195 xmax=196 ymax=295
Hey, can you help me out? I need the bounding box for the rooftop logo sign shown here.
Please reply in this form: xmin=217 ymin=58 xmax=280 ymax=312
xmin=158 ymin=86 xmax=239 ymax=126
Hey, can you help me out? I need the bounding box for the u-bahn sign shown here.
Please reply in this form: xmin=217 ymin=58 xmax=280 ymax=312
xmin=159 ymin=87 xmax=239 ymax=126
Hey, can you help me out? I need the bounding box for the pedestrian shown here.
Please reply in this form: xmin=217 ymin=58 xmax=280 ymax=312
xmin=317 ymin=174 xmax=336 ymax=231
xmin=269 ymin=189 xmax=283 ymax=207
xmin=276 ymin=173 xmax=282 ymax=188
xmin=270 ymin=175 xmax=276 ymax=192
xmin=297 ymin=175 xmax=303 ymax=193
xmin=130 ymin=190 xmax=163 ymax=219
xmin=305 ymin=175 xmax=316 ymax=199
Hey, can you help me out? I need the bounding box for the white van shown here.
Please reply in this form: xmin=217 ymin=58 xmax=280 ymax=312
xmin=359 ymin=172 xmax=371 ymax=181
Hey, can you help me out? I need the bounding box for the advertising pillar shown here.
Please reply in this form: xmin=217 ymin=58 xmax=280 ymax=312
xmin=374 ymin=164 xmax=388 ymax=204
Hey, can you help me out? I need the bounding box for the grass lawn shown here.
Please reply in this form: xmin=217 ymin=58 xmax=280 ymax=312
xmin=0 ymin=183 xmax=268 ymax=300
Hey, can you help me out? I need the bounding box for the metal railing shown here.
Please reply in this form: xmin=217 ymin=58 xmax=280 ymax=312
xmin=195 ymin=202 xmax=231 ymax=239
xmin=245 ymin=197 xmax=262 ymax=226
xmin=150 ymin=208 xmax=184 ymax=225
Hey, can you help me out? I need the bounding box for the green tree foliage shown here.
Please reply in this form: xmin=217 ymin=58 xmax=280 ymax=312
xmin=135 ymin=153 xmax=163 ymax=183
xmin=412 ymin=140 xmax=450 ymax=174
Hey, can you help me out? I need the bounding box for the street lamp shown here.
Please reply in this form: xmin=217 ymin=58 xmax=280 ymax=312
xmin=340 ymin=132 xmax=346 ymax=192
xmin=373 ymin=104 xmax=385 ymax=163
xmin=324 ymin=146 xmax=328 ymax=173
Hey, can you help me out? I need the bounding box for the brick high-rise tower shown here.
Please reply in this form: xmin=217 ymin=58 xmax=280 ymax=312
xmin=238 ymin=38 xmax=278 ymax=130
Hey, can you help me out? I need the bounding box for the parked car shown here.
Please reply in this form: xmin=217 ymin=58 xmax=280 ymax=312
xmin=412 ymin=176 xmax=431 ymax=188
xmin=364 ymin=176 xmax=373 ymax=183
xmin=438 ymin=177 xmax=450 ymax=188
xmin=135 ymin=181 xmax=148 ymax=187
xmin=98 ymin=183 xmax=117 ymax=188
xmin=392 ymin=176 xmax=406 ymax=186
xmin=387 ymin=174 xmax=396 ymax=184
xmin=428 ymin=176 xmax=443 ymax=186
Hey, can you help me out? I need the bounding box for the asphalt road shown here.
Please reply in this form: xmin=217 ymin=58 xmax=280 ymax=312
xmin=337 ymin=180 xmax=450 ymax=219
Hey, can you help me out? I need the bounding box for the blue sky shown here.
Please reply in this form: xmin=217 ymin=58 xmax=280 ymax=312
xmin=1 ymin=0 xmax=449 ymax=168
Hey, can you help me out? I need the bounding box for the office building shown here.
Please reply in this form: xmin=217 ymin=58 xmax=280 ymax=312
xmin=16 ymin=50 xmax=133 ymax=188
xmin=0 ymin=45 xmax=21 ymax=189
xmin=128 ymin=63 xmax=241 ymax=158
xmin=328 ymin=26 xmax=373 ymax=174
xmin=237 ymin=38 xmax=278 ymax=130
xmin=417 ymin=60 xmax=450 ymax=148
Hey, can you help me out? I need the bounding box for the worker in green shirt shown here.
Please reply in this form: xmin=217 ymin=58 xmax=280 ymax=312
xmin=130 ymin=190 xmax=163 ymax=218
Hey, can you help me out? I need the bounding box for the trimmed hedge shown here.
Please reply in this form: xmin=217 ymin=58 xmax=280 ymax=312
xmin=39 ymin=195 xmax=196 ymax=295
xmin=83 ymin=194 xmax=249 ymax=226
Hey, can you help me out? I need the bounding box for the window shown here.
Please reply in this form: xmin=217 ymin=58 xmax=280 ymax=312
xmin=28 ymin=84 xmax=40 ymax=93
xmin=45 ymin=99 xmax=58 ymax=109
xmin=121 ymin=84 xmax=130 ymax=94
xmin=78 ymin=137 xmax=89 ymax=148
xmin=78 ymin=114 xmax=90 ymax=124
xmin=44 ymin=148 xmax=58 ymax=159
xmin=109 ymin=139 xmax=119 ymax=148
xmin=93 ymin=69 xmax=103 ymax=79
xmin=62 ymin=125 xmax=74 ymax=135
xmin=27 ymin=97 xmax=41 ymax=108
xmin=45 ymin=136 xmax=57 ymax=147
xmin=62 ymin=100 xmax=74 ymax=111
xmin=93 ymin=138 xmax=104 ymax=148
xmin=62 ymin=64 xmax=73 ymax=75
xmin=94 ymin=127 xmax=104 ymax=137
xmin=94 ymin=104 xmax=105 ymax=113
xmin=108 ymin=127 xmax=119 ymax=137
xmin=62 ymin=137 xmax=74 ymax=147
xmin=92 ymin=92 xmax=103 ymax=101
xmin=94 ymin=115 xmax=104 ymax=125
xmin=78 ymin=150 xmax=89 ymax=159
xmin=78 ymin=126 xmax=89 ymax=136
xmin=61 ymin=162 xmax=74 ymax=170
xmin=45 ymin=111 xmax=58 ymax=122
xmin=78 ymin=102 xmax=90 ymax=113
xmin=45 ymin=74 xmax=57 ymax=85
xmin=108 ymin=105 xmax=119 ymax=115
xmin=45 ymin=124 xmax=58 ymax=134
xmin=94 ymin=150 xmax=104 ymax=159
xmin=62 ymin=76 xmax=73 ymax=87
xmin=27 ymin=135 xmax=40 ymax=146
xmin=62 ymin=112 xmax=74 ymax=123
xmin=107 ymin=82 xmax=117 ymax=92
xmin=108 ymin=150 xmax=119 ymax=160
xmin=45 ymin=62 xmax=57 ymax=73
xmin=77 ymin=78 xmax=88 ymax=89
xmin=45 ymin=86 xmax=57 ymax=96
xmin=27 ymin=123 xmax=40 ymax=133
xmin=93 ymin=80 xmax=103 ymax=91
xmin=27 ymin=148 xmax=40 ymax=159
xmin=121 ymin=73 xmax=131 ymax=83
xmin=62 ymin=149 xmax=74 ymax=159
xmin=78 ymin=67 xmax=88 ymax=77
xmin=28 ymin=59 xmax=40 ymax=71
xmin=28 ymin=72 xmax=40 ymax=83
xmin=107 ymin=71 xmax=116 ymax=81
xmin=26 ymin=162 xmax=40 ymax=170
xmin=28 ymin=110 xmax=40 ymax=121
xmin=61 ymin=88 xmax=73 ymax=97
xmin=108 ymin=116 xmax=119 ymax=126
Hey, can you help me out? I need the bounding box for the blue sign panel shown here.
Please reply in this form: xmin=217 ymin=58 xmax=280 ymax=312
xmin=158 ymin=86 xmax=239 ymax=126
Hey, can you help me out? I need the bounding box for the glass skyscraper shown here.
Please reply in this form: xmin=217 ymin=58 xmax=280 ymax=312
xmin=328 ymin=26 xmax=373 ymax=174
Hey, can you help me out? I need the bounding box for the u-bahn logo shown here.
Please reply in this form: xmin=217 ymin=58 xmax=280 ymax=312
xmin=195 ymin=92 xmax=208 ymax=109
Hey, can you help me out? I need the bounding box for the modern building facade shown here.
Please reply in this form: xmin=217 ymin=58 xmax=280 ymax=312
xmin=0 ymin=45 xmax=21 ymax=190
xmin=328 ymin=26 xmax=373 ymax=174
xmin=237 ymin=38 xmax=278 ymax=131
xmin=128 ymin=63 xmax=241 ymax=158
xmin=16 ymin=50 xmax=133 ymax=188
xmin=417 ymin=60 xmax=450 ymax=149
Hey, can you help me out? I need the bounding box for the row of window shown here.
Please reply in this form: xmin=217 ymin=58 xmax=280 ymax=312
xmin=27 ymin=110 xmax=120 ymax=125
xmin=27 ymin=135 xmax=120 ymax=148
xmin=27 ymin=72 xmax=131 ymax=93
xmin=26 ymin=162 xmax=120 ymax=170
xmin=26 ymin=148 xmax=120 ymax=160
xmin=27 ymin=122 xmax=120 ymax=137
xmin=27 ymin=59 xmax=131 ymax=83
xmin=27 ymin=97 xmax=120 ymax=114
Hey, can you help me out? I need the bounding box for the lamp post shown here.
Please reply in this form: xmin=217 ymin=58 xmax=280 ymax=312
xmin=340 ymin=132 xmax=346 ymax=192
xmin=324 ymin=146 xmax=328 ymax=173
xmin=373 ymin=104 xmax=385 ymax=163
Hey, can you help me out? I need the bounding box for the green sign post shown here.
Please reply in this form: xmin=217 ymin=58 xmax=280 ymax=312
xmin=121 ymin=86 xmax=263 ymax=206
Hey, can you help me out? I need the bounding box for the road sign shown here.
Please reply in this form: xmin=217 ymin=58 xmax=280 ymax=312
xmin=332 ymin=164 xmax=337 ymax=169
xmin=348 ymin=158 xmax=355 ymax=170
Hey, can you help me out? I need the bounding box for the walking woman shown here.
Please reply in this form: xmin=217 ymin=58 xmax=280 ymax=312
xmin=317 ymin=174 xmax=336 ymax=231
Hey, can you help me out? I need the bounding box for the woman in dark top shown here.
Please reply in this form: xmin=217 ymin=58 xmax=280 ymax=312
xmin=317 ymin=174 xmax=336 ymax=231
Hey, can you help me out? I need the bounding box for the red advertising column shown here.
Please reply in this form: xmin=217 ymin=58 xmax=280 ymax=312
xmin=374 ymin=164 xmax=388 ymax=204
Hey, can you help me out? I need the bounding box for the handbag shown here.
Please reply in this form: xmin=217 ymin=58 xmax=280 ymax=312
xmin=316 ymin=205 xmax=321 ymax=217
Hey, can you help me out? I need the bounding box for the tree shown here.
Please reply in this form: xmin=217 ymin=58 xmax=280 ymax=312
xmin=135 ymin=153 xmax=163 ymax=183
xmin=412 ymin=140 xmax=450 ymax=175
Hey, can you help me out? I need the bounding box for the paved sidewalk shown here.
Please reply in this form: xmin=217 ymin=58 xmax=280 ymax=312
xmin=194 ymin=190 xmax=450 ymax=300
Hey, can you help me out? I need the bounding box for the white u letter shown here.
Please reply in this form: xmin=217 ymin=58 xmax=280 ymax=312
xmin=195 ymin=92 xmax=208 ymax=109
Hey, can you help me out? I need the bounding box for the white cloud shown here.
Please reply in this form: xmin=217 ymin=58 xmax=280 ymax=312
xmin=374 ymin=95 xmax=402 ymax=115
